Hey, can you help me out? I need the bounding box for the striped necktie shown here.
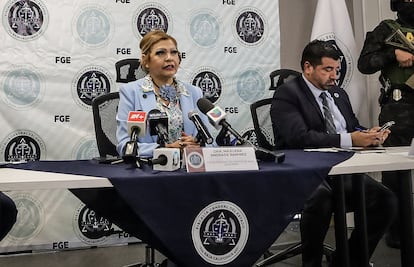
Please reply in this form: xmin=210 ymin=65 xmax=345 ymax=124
xmin=319 ymin=92 xmax=337 ymax=134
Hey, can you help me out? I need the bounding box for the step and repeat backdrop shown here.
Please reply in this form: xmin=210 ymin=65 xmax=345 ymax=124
xmin=0 ymin=0 xmax=280 ymax=252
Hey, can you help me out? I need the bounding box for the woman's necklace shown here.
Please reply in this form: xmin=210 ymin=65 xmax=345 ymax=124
xmin=152 ymin=79 xmax=178 ymax=104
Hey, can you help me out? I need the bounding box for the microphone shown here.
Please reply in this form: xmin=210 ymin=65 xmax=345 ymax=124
xmin=151 ymin=148 xmax=181 ymax=171
xmin=148 ymin=109 xmax=169 ymax=145
xmin=197 ymin=98 xmax=245 ymax=144
xmin=123 ymin=111 xmax=147 ymax=166
xmin=188 ymin=110 xmax=213 ymax=145
xmin=196 ymin=98 xmax=285 ymax=163
xmin=127 ymin=111 xmax=147 ymax=138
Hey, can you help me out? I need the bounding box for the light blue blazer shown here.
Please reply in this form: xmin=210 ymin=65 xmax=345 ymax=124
xmin=116 ymin=78 xmax=209 ymax=157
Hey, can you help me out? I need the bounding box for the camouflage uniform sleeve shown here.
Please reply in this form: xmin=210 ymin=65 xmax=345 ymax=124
xmin=358 ymin=20 xmax=397 ymax=74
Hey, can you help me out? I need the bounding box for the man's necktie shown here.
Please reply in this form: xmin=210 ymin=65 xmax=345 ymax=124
xmin=319 ymin=92 xmax=337 ymax=134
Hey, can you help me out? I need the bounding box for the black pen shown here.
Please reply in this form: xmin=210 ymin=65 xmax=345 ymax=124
xmin=355 ymin=127 xmax=366 ymax=132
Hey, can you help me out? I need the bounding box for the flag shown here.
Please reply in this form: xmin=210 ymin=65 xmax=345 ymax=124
xmin=311 ymin=0 xmax=369 ymax=124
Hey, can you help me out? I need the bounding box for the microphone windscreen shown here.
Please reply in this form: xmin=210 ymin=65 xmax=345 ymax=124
xmin=148 ymin=108 xmax=162 ymax=117
xmin=197 ymin=98 xmax=215 ymax=114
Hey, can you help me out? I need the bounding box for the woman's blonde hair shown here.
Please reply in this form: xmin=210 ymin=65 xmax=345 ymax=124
xmin=140 ymin=30 xmax=178 ymax=73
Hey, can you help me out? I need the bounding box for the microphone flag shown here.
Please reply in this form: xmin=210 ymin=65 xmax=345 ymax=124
xmin=127 ymin=111 xmax=147 ymax=137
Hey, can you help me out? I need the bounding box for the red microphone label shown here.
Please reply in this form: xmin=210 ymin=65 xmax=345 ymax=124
xmin=128 ymin=111 xmax=147 ymax=122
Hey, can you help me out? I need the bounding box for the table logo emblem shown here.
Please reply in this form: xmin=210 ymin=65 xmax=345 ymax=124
xmin=73 ymin=204 xmax=112 ymax=245
xmin=7 ymin=193 xmax=43 ymax=241
xmin=192 ymin=201 xmax=249 ymax=265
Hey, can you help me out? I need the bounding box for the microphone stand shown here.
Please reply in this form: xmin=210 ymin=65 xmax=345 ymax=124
xmin=215 ymin=127 xmax=285 ymax=163
xmin=122 ymin=131 xmax=143 ymax=168
xmin=157 ymin=134 xmax=167 ymax=148
xmin=215 ymin=127 xmax=232 ymax=146
xmin=196 ymin=133 xmax=206 ymax=147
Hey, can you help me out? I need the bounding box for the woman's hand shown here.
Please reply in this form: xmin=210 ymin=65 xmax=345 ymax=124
xmin=166 ymin=132 xmax=200 ymax=149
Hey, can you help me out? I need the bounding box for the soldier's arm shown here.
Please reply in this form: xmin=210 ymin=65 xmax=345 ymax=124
xmin=358 ymin=21 xmax=397 ymax=74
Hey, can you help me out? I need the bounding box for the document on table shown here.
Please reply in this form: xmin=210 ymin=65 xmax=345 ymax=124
xmin=304 ymin=147 xmax=386 ymax=153
xmin=336 ymin=147 xmax=386 ymax=153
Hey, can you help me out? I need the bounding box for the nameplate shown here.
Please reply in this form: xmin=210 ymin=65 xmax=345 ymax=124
xmin=184 ymin=147 xmax=258 ymax=172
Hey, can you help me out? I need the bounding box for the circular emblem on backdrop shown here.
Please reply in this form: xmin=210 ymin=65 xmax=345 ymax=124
xmin=242 ymin=128 xmax=258 ymax=147
xmin=72 ymin=5 xmax=113 ymax=47
xmin=133 ymin=3 xmax=171 ymax=39
xmin=236 ymin=69 xmax=265 ymax=104
xmin=7 ymin=193 xmax=43 ymax=241
xmin=72 ymin=137 xmax=99 ymax=160
xmin=233 ymin=7 xmax=266 ymax=46
xmin=189 ymin=10 xmax=220 ymax=48
xmin=1 ymin=66 xmax=43 ymax=110
xmin=73 ymin=203 xmax=113 ymax=245
xmin=72 ymin=65 xmax=113 ymax=110
xmin=1 ymin=130 xmax=46 ymax=162
xmin=2 ymin=0 xmax=49 ymax=41
xmin=191 ymin=67 xmax=223 ymax=103
xmin=192 ymin=201 xmax=249 ymax=265
xmin=315 ymin=34 xmax=353 ymax=89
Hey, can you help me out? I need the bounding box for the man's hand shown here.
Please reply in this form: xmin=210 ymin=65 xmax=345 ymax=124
xmin=351 ymin=127 xmax=390 ymax=147
xmin=395 ymin=49 xmax=414 ymax=68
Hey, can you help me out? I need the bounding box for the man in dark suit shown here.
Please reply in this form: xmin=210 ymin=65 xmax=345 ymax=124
xmin=270 ymin=40 xmax=397 ymax=267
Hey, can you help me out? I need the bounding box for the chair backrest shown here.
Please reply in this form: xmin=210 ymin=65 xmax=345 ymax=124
xmin=269 ymin=69 xmax=301 ymax=91
xmin=250 ymin=69 xmax=301 ymax=150
xmin=115 ymin=58 xmax=146 ymax=83
xmin=92 ymin=59 xmax=146 ymax=158
xmin=92 ymin=92 xmax=120 ymax=157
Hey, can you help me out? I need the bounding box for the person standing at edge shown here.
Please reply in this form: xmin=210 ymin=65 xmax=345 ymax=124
xmin=0 ymin=192 xmax=17 ymax=242
xmin=271 ymin=40 xmax=397 ymax=267
xmin=358 ymin=0 xmax=414 ymax=249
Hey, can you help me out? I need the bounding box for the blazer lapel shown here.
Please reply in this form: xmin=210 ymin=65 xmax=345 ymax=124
xmin=298 ymin=77 xmax=325 ymax=122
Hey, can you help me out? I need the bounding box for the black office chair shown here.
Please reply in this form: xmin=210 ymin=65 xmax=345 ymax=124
xmin=92 ymin=91 xmax=120 ymax=159
xmin=92 ymin=58 xmax=146 ymax=158
xmin=251 ymin=69 xmax=334 ymax=266
xmin=250 ymin=69 xmax=301 ymax=151
xmin=115 ymin=58 xmax=146 ymax=84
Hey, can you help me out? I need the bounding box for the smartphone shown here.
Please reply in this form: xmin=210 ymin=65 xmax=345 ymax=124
xmin=378 ymin=121 xmax=395 ymax=132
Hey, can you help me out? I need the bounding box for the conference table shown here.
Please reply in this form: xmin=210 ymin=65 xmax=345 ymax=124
xmin=328 ymin=146 xmax=414 ymax=267
xmin=0 ymin=148 xmax=413 ymax=267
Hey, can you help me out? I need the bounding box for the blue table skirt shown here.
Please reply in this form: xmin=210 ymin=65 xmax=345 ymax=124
xmin=7 ymin=150 xmax=353 ymax=267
